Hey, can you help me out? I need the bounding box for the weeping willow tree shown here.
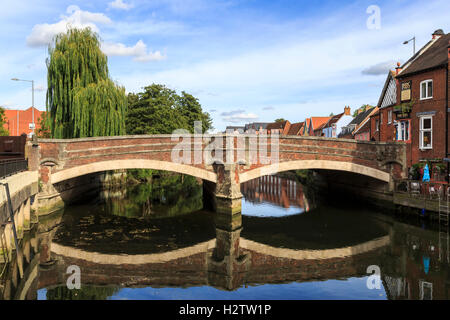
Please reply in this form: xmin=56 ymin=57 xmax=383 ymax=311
xmin=46 ymin=28 xmax=126 ymax=138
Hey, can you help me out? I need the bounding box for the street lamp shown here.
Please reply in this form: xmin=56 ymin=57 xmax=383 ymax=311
xmin=403 ymin=36 xmax=416 ymax=55
xmin=11 ymin=78 xmax=35 ymax=136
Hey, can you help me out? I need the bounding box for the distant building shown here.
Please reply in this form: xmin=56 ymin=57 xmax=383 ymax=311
xmin=225 ymin=126 xmax=244 ymax=133
xmin=321 ymin=106 xmax=353 ymax=138
xmin=244 ymin=122 xmax=271 ymax=134
xmin=304 ymin=117 xmax=331 ymax=136
xmin=266 ymin=120 xmax=291 ymax=135
xmin=339 ymin=106 xmax=378 ymax=140
xmin=286 ymin=122 xmax=305 ymax=136
xmin=3 ymin=107 xmax=43 ymax=137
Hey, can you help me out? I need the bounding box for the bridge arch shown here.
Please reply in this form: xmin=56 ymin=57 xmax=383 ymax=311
xmin=50 ymin=159 xmax=217 ymax=184
xmin=239 ymin=160 xmax=391 ymax=183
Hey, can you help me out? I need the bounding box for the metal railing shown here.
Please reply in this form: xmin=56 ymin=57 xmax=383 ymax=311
xmin=0 ymin=159 xmax=28 ymax=180
xmin=395 ymin=179 xmax=450 ymax=200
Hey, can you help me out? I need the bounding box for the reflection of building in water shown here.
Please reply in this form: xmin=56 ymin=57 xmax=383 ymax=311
xmin=241 ymin=176 xmax=307 ymax=210
xmin=382 ymin=222 xmax=450 ymax=300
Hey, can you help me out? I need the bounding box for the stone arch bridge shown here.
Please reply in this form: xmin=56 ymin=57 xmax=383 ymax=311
xmin=27 ymin=134 xmax=406 ymax=214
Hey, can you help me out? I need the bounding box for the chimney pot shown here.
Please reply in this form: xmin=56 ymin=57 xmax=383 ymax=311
xmin=432 ymin=29 xmax=444 ymax=39
xmin=395 ymin=62 xmax=403 ymax=75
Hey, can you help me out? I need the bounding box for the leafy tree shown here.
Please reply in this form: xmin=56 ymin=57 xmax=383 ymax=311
xmin=126 ymin=84 xmax=212 ymax=134
xmin=36 ymin=112 xmax=51 ymax=138
xmin=0 ymin=107 xmax=9 ymax=136
xmin=46 ymin=28 xmax=126 ymax=138
xmin=274 ymin=118 xmax=286 ymax=123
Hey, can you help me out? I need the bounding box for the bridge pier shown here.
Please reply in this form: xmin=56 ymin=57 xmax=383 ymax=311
xmin=203 ymin=163 xmax=243 ymax=230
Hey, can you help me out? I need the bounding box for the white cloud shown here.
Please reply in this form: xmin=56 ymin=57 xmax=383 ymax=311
xmin=26 ymin=5 xmax=112 ymax=47
xmin=108 ymin=0 xmax=134 ymax=10
xmin=362 ymin=60 xmax=398 ymax=76
xmin=222 ymin=112 xmax=259 ymax=124
xmin=102 ymin=40 xmax=166 ymax=62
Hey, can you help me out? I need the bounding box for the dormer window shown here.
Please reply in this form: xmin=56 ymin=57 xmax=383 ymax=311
xmin=420 ymin=80 xmax=433 ymax=100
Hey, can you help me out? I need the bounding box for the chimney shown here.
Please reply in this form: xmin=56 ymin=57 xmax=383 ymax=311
xmin=432 ymin=29 xmax=444 ymax=40
xmin=344 ymin=106 xmax=351 ymax=115
xmin=395 ymin=62 xmax=402 ymax=75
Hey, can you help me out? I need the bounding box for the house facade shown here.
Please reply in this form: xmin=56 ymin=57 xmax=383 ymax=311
xmin=370 ymin=29 xmax=450 ymax=179
xmin=322 ymin=106 xmax=353 ymax=138
xmin=3 ymin=107 xmax=43 ymax=137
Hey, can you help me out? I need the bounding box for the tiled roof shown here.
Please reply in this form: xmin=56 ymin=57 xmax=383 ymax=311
xmin=287 ymin=122 xmax=304 ymax=135
xmin=398 ymin=33 xmax=450 ymax=77
xmin=310 ymin=117 xmax=331 ymax=130
xmin=348 ymin=107 xmax=375 ymax=126
xmin=267 ymin=120 xmax=289 ymax=131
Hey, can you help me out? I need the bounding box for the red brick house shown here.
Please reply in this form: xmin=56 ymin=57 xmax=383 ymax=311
xmin=370 ymin=29 xmax=450 ymax=179
xmin=395 ymin=30 xmax=449 ymax=173
xmin=3 ymin=107 xmax=43 ymax=137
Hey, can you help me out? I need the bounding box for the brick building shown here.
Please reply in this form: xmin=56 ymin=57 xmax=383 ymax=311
xmin=3 ymin=107 xmax=43 ymax=137
xmin=370 ymin=29 xmax=450 ymax=179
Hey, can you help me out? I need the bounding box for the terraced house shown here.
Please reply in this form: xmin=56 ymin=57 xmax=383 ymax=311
xmin=371 ymin=29 xmax=450 ymax=180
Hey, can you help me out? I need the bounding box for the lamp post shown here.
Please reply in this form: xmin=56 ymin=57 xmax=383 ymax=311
xmin=403 ymin=36 xmax=416 ymax=55
xmin=11 ymin=78 xmax=35 ymax=136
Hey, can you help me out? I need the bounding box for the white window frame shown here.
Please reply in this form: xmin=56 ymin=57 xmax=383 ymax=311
xmin=388 ymin=110 xmax=392 ymax=124
xmin=375 ymin=119 xmax=379 ymax=132
xmin=395 ymin=120 xmax=410 ymax=141
xmin=419 ymin=115 xmax=433 ymax=150
xmin=420 ymin=79 xmax=433 ymax=100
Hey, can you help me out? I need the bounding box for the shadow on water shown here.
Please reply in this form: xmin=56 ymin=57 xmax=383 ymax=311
xmin=1 ymin=173 xmax=450 ymax=300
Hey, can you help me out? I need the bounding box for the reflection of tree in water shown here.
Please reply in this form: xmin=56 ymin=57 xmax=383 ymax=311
xmin=46 ymin=286 xmax=119 ymax=300
xmin=103 ymin=174 xmax=203 ymax=218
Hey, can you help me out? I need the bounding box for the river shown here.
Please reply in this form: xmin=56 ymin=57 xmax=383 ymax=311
xmin=1 ymin=174 xmax=449 ymax=300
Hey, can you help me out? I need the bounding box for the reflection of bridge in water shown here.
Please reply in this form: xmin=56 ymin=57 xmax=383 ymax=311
xmin=241 ymin=176 xmax=307 ymax=210
xmin=3 ymin=196 xmax=450 ymax=299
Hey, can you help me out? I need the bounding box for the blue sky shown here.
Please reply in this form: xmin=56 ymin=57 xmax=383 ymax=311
xmin=1 ymin=0 xmax=449 ymax=131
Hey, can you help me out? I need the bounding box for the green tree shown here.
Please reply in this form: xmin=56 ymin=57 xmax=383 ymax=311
xmin=352 ymin=104 xmax=373 ymax=117
xmin=0 ymin=107 xmax=9 ymax=136
xmin=274 ymin=118 xmax=286 ymax=123
xmin=36 ymin=112 xmax=51 ymax=138
xmin=126 ymin=84 xmax=212 ymax=134
xmin=46 ymin=28 xmax=126 ymax=138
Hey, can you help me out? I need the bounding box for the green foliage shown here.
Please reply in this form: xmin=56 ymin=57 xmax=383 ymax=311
xmin=274 ymin=118 xmax=286 ymax=123
xmin=352 ymin=104 xmax=373 ymax=117
xmin=0 ymin=107 xmax=9 ymax=136
xmin=36 ymin=112 xmax=51 ymax=138
xmin=126 ymin=84 xmax=213 ymax=134
xmin=46 ymin=28 xmax=127 ymax=138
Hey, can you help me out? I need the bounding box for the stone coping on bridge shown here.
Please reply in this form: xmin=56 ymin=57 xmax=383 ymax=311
xmin=0 ymin=171 xmax=38 ymax=212
xmin=36 ymin=134 xmax=406 ymax=146
xmin=50 ymin=235 xmax=390 ymax=265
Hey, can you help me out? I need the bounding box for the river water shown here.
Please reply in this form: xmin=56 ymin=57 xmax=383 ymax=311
xmin=1 ymin=174 xmax=449 ymax=300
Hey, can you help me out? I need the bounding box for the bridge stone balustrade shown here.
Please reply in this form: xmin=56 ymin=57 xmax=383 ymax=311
xmin=26 ymin=134 xmax=407 ymax=215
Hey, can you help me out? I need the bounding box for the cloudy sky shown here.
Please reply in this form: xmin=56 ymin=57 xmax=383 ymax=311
xmin=1 ymin=0 xmax=449 ymax=131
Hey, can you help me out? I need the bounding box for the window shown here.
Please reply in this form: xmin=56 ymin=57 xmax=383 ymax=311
xmin=420 ymin=80 xmax=433 ymax=100
xmin=375 ymin=119 xmax=379 ymax=131
xmin=419 ymin=116 xmax=432 ymax=149
xmin=396 ymin=120 xmax=410 ymax=141
xmin=380 ymin=112 xmax=383 ymax=124
xmin=388 ymin=110 xmax=392 ymax=124
xmin=420 ymin=281 xmax=432 ymax=300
